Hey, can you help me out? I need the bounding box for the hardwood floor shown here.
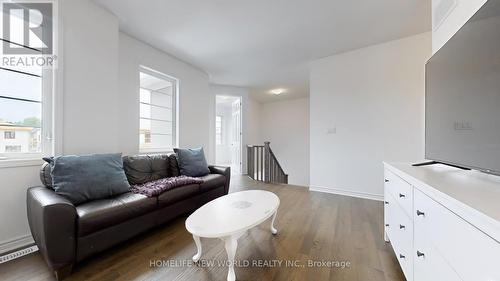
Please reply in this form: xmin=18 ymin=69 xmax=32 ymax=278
xmin=0 ymin=176 xmax=405 ymax=281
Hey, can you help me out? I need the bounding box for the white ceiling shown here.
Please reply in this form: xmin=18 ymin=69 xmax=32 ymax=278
xmin=94 ymin=0 xmax=431 ymax=102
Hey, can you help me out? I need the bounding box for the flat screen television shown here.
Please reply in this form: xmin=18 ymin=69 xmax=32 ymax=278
xmin=425 ymin=0 xmax=500 ymax=174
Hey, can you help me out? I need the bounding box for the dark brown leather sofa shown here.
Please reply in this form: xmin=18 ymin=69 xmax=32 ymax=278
xmin=26 ymin=154 xmax=230 ymax=280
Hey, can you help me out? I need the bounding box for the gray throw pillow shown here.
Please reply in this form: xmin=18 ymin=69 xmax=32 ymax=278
xmin=173 ymin=147 xmax=210 ymax=177
xmin=51 ymin=153 xmax=130 ymax=205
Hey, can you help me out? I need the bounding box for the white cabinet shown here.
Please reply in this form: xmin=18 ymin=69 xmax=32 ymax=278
xmin=384 ymin=163 xmax=500 ymax=281
xmin=384 ymin=170 xmax=413 ymax=281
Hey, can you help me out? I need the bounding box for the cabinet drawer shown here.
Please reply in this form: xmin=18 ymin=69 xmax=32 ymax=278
xmin=385 ymin=192 xmax=413 ymax=281
xmin=414 ymin=224 xmax=463 ymax=281
xmin=385 ymin=169 xmax=413 ymax=219
xmin=392 ymin=202 xmax=413 ymax=281
xmin=414 ymin=189 xmax=500 ymax=281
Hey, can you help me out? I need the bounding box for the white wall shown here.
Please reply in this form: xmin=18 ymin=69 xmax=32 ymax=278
xmin=62 ymin=0 xmax=120 ymax=154
xmin=0 ymin=164 xmax=41 ymax=253
xmin=118 ymin=33 xmax=211 ymax=160
xmin=309 ymin=33 xmax=431 ymax=200
xmin=246 ymin=96 xmax=261 ymax=145
xmin=432 ymin=0 xmax=487 ymax=54
xmin=259 ymin=98 xmax=309 ymax=186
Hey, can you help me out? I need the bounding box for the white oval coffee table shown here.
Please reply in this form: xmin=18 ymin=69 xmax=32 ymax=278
xmin=185 ymin=190 xmax=280 ymax=281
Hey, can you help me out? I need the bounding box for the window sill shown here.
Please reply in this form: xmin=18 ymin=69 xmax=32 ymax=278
xmin=138 ymin=150 xmax=174 ymax=155
xmin=0 ymin=158 xmax=43 ymax=169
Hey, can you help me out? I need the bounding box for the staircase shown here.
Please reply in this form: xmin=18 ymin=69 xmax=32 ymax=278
xmin=247 ymin=141 xmax=288 ymax=184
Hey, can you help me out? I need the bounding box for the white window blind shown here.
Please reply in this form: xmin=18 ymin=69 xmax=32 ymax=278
xmin=139 ymin=67 xmax=177 ymax=153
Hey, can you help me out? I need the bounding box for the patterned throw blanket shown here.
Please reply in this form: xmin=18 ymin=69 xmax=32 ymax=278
xmin=131 ymin=176 xmax=204 ymax=197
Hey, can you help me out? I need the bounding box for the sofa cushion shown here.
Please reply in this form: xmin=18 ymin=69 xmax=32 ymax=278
xmin=76 ymin=192 xmax=157 ymax=237
xmin=173 ymin=147 xmax=210 ymax=177
xmin=51 ymin=153 xmax=130 ymax=205
xmin=123 ymin=154 xmax=169 ymax=185
xmin=168 ymin=154 xmax=180 ymax=177
xmin=199 ymin=174 xmax=226 ymax=192
xmin=157 ymin=184 xmax=200 ymax=207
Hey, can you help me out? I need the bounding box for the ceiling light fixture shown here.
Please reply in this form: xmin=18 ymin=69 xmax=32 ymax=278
xmin=270 ymin=89 xmax=284 ymax=95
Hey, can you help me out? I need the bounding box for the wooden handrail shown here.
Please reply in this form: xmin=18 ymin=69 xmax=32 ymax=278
xmin=247 ymin=141 xmax=288 ymax=184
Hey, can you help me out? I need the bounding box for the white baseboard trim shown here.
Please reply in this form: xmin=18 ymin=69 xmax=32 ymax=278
xmin=310 ymin=185 xmax=383 ymax=201
xmin=0 ymin=235 xmax=35 ymax=255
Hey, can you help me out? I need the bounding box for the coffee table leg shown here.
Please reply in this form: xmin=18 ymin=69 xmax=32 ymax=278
xmin=223 ymin=236 xmax=238 ymax=281
xmin=192 ymin=235 xmax=202 ymax=262
xmin=270 ymin=210 xmax=278 ymax=235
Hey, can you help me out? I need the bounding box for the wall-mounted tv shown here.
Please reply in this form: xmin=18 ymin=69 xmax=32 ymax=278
xmin=425 ymin=0 xmax=500 ymax=174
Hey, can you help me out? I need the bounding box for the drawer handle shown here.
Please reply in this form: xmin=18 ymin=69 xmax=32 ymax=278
xmin=399 ymin=254 xmax=406 ymax=259
xmin=399 ymin=193 xmax=405 ymax=198
xmin=399 ymin=224 xmax=405 ymax=229
xmin=385 ymin=179 xmax=389 ymax=183
xmin=417 ymin=251 xmax=425 ymax=258
xmin=416 ymin=210 xmax=425 ymax=216
xmin=385 ymin=224 xmax=390 ymax=227
xmin=384 ymin=201 xmax=389 ymax=205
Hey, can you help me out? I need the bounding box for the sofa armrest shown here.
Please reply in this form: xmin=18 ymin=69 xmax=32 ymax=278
xmin=27 ymin=186 xmax=77 ymax=271
xmin=208 ymin=165 xmax=231 ymax=194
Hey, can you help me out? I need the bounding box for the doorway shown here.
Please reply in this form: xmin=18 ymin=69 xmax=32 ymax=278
xmin=215 ymin=95 xmax=242 ymax=174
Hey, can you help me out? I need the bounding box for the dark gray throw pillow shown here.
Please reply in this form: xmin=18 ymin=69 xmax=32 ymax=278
xmin=173 ymin=147 xmax=210 ymax=177
xmin=51 ymin=153 xmax=130 ymax=205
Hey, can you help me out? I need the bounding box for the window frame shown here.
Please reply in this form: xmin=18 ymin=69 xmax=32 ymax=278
xmin=138 ymin=66 xmax=178 ymax=154
xmin=0 ymin=1 xmax=60 ymax=166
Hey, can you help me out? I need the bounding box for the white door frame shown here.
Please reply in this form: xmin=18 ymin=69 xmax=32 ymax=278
xmin=215 ymin=95 xmax=242 ymax=174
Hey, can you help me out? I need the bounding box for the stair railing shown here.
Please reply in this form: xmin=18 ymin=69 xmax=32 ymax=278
xmin=247 ymin=141 xmax=288 ymax=184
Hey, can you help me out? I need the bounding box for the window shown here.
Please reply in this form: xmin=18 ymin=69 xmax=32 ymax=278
xmin=139 ymin=67 xmax=177 ymax=153
xmin=216 ymin=115 xmax=223 ymax=145
xmin=0 ymin=61 xmax=42 ymax=158
xmin=0 ymin=11 xmax=53 ymax=160
xmin=4 ymin=131 xmax=15 ymax=139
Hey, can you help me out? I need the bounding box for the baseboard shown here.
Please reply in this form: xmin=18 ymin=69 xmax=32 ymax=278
xmin=310 ymin=185 xmax=383 ymax=201
xmin=0 ymin=235 xmax=35 ymax=255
